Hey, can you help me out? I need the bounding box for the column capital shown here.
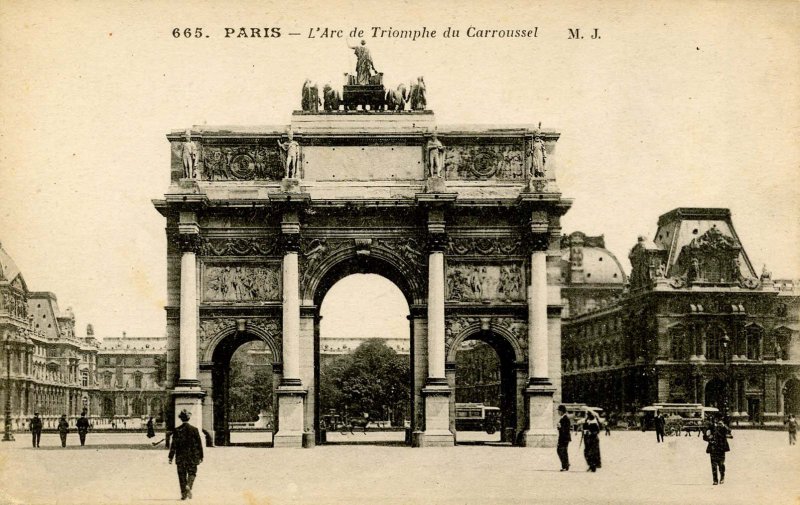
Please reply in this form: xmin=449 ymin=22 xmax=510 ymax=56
xmin=279 ymin=233 xmax=301 ymax=254
xmin=427 ymin=232 xmax=449 ymax=253
xmin=175 ymin=233 xmax=203 ymax=254
xmin=526 ymin=232 xmax=550 ymax=253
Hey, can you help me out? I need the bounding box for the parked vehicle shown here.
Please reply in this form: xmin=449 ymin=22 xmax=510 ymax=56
xmin=455 ymin=403 xmax=501 ymax=434
xmin=639 ymin=403 xmax=718 ymax=435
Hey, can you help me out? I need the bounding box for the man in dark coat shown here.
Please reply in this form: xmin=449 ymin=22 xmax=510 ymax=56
xmin=654 ymin=413 xmax=666 ymax=443
xmin=168 ymin=409 xmax=204 ymax=500
xmin=76 ymin=410 xmax=90 ymax=446
xmin=57 ymin=414 xmax=69 ymax=447
xmin=29 ymin=412 xmax=42 ymax=448
xmin=703 ymin=416 xmax=731 ymax=485
xmin=556 ymin=405 xmax=571 ymax=471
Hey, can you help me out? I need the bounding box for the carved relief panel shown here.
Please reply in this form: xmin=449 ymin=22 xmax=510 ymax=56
xmin=202 ymin=263 xmax=281 ymax=302
xmin=199 ymin=144 xmax=284 ymax=181
xmin=444 ymin=143 xmax=524 ymax=181
xmin=446 ymin=262 xmax=525 ymax=303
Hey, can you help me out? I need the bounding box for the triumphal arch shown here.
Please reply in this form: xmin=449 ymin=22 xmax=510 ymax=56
xmin=154 ymin=57 xmax=571 ymax=448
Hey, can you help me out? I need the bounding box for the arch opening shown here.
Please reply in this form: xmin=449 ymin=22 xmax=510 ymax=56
xmin=451 ymin=331 xmax=519 ymax=446
xmin=316 ymin=272 xmax=411 ymax=446
xmin=210 ymin=331 xmax=277 ymax=446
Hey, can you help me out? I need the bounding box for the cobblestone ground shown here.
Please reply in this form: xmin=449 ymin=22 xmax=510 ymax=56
xmin=0 ymin=430 xmax=797 ymax=505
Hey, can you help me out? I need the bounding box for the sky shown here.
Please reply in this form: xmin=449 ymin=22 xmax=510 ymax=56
xmin=0 ymin=0 xmax=798 ymax=342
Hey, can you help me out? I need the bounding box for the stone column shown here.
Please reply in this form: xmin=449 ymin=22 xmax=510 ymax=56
xmin=274 ymin=222 xmax=307 ymax=449
xmin=522 ymin=231 xmax=558 ymax=448
xmin=171 ymin=225 xmax=206 ymax=429
xmin=417 ymin=226 xmax=454 ymax=447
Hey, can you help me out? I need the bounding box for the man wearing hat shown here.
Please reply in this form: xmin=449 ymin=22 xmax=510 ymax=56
xmin=168 ymin=409 xmax=204 ymax=500
xmin=29 ymin=412 xmax=42 ymax=448
xmin=57 ymin=414 xmax=69 ymax=447
xmin=76 ymin=409 xmax=91 ymax=446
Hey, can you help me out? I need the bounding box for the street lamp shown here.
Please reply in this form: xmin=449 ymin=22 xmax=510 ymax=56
xmin=720 ymin=333 xmax=731 ymax=425
xmin=3 ymin=336 xmax=15 ymax=441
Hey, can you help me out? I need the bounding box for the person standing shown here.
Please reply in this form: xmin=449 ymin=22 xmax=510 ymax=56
xmin=76 ymin=410 xmax=90 ymax=446
xmin=29 ymin=412 xmax=42 ymax=448
xmin=583 ymin=411 xmax=602 ymax=472
xmin=654 ymin=413 xmax=666 ymax=443
xmin=703 ymin=416 xmax=731 ymax=485
xmin=168 ymin=409 xmax=204 ymax=501
xmin=786 ymin=414 xmax=797 ymax=446
xmin=57 ymin=414 xmax=69 ymax=448
xmin=556 ymin=405 xmax=571 ymax=471
xmin=146 ymin=416 xmax=156 ymax=439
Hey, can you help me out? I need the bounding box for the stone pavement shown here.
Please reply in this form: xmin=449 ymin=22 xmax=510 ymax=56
xmin=0 ymin=430 xmax=797 ymax=505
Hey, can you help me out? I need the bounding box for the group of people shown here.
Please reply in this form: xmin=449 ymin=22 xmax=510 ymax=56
xmin=28 ymin=411 xmax=158 ymax=448
xmin=556 ymin=404 xmax=740 ymax=485
xmin=556 ymin=405 xmax=602 ymax=472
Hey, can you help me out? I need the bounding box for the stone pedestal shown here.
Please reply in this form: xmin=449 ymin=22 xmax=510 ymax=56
xmin=280 ymin=178 xmax=301 ymax=193
xmin=521 ymin=384 xmax=557 ymax=447
xmin=425 ymin=176 xmax=446 ymax=193
xmin=415 ymin=385 xmax=454 ymax=447
xmin=172 ymin=388 xmax=206 ymax=433
xmin=273 ymin=386 xmax=307 ymax=448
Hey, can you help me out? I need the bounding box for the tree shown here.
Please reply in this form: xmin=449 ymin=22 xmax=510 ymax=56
xmin=320 ymin=339 xmax=409 ymax=425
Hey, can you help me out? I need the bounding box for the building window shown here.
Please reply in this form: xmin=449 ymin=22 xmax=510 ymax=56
xmin=706 ymin=326 xmax=725 ymax=360
xmin=103 ymin=373 xmax=112 ymax=387
xmin=134 ymin=357 xmax=142 ymax=366
xmin=670 ymin=328 xmax=689 ymax=360
xmin=81 ymin=370 xmax=89 ymax=387
xmin=746 ymin=326 xmax=762 ymax=360
xmin=134 ymin=373 xmax=143 ymax=389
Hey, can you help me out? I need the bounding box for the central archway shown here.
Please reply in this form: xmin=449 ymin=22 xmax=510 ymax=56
xmin=311 ymin=253 xmax=416 ymax=446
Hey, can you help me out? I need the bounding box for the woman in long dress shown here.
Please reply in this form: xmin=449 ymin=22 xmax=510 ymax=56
xmin=583 ymin=411 xmax=602 ymax=472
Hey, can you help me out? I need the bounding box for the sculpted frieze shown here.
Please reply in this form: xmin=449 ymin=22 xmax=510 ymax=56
xmin=200 ymin=236 xmax=280 ymax=257
xmin=444 ymin=144 xmax=524 ymax=180
xmin=199 ymin=144 xmax=284 ymax=181
xmin=203 ymin=264 xmax=280 ymax=302
xmin=198 ymin=317 xmax=282 ymax=356
xmin=447 ymin=236 xmax=522 ymax=256
xmin=447 ymin=262 xmax=524 ymax=302
xmin=198 ymin=318 xmax=237 ymax=344
xmin=374 ymin=237 xmax=426 ymax=270
xmin=444 ymin=316 xmax=527 ymax=355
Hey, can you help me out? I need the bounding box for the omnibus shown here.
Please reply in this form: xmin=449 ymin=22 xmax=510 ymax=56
xmin=640 ymin=403 xmax=718 ymax=434
xmin=455 ymin=403 xmax=502 ymax=434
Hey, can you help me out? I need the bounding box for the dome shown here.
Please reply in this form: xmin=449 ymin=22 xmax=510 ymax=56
xmin=560 ymin=232 xmax=627 ymax=285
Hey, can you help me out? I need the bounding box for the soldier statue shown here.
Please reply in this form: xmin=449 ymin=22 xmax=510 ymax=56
xmin=277 ymin=128 xmax=301 ymax=179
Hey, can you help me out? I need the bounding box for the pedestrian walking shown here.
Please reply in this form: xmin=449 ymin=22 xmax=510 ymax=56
xmin=168 ymin=409 xmax=204 ymax=500
xmin=556 ymin=405 xmax=571 ymax=471
xmin=786 ymin=414 xmax=797 ymax=446
xmin=57 ymin=414 xmax=69 ymax=448
xmin=703 ymin=415 xmax=731 ymax=485
xmin=29 ymin=412 xmax=42 ymax=448
xmin=76 ymin=410 xmax=90 ymax=446
xmin=146 ymin=416 xmax=156 ymax=439
xmin=583 ymin=411 xmax=602 ymax=472
xmin=655 ymin=413 xmax=666 ymax=443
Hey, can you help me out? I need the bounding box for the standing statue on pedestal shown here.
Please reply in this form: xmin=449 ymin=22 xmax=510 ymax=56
xmin=528 ymin=126 xmax=546 ymax=178
xmin=409 ymin=76 xmax=427 ymax=110
xmin=277 ymin=128 xmax=301 ymax=179
xmin=426 ymin=132 xmax=445 ymax=178
xmin=348 ymin=39 xmax=377 ymax=85
xmin=181 ymin=129 xmax=199 ymax=179
xmin=323 ymin=83 xmax=341 ymax=111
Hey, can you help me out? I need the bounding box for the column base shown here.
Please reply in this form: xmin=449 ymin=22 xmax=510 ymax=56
xmin=274 ymin=384 xmax=307 ymax=449
xmin=171 ymin=387 xmax=206 ymax=433
xmin=521 ymin=383 xmax=557 ymax=448
xmin=416 ymin=384 xmax=454 ymax=447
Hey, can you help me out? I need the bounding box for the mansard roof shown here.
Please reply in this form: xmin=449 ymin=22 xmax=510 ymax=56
xmin=0 ymin=241 xmax=26 ymax=289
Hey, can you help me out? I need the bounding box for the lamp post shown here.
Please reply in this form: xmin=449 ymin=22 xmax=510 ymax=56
xmin=721 ymin=333 xmax=731 ymax=425
xmin=3 ymin=336 xmax=15 ymax=441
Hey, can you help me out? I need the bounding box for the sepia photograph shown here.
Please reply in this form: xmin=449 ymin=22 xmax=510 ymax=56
xmin=0 ymin=1 xmax=798 ymax=504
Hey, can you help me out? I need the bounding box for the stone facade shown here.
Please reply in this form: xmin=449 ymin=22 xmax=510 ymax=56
xmin=96 ymin=334 xmax=167 ymax=425
xmin=0 ymin=243 xmax=168 ymax=431
xmin=562 ymin=208 xmax=800 ymax=424
xmin=154 ymin=108 xmax=571 ymax=448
